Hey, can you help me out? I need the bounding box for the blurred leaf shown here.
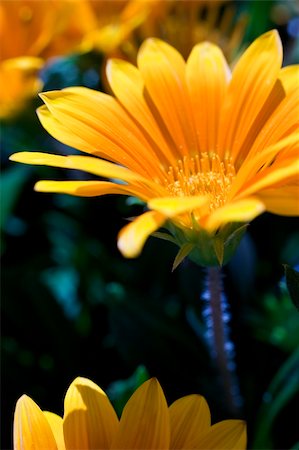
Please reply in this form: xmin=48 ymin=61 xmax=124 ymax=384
xmin=284 ymin=265 xmax=299 ymax=311
xmin=0 ymin=166 xmax=29 ymax=230
xmin=244 ymin=0 xmax=274 ymax=41
xmin=106 ymin=366 xmax=150 ymax=416
xmin=252 ymin=348 xmax=299 ymax=449
xmin=249 ymin=290 xmax=299 ymax=353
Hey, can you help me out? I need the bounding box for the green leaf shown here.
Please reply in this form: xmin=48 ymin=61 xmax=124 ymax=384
xmin=172 ymin=243 xmax=194 ymax=271
xmin=252 ymin=348 xmax=299 ymax=449
xmin=284 ymin=265 xmax=299 ymax=311
xmin=0 ymin=166 xmax=30 ymax=230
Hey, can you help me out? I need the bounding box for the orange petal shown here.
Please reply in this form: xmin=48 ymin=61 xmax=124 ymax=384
xmin=43 ymin=412 xmax=65 ymax=450
xmin=218 ymin=30 xmax=283 ymax=162
xmin=63 ymin=377 xmax=119 ymax=450
xmin=117 ymin=210 xmax=166 ymax=258
xmin=14 ymin=395 xmax=57 ymax=450
xmin=205 ymin=197 xmax=265 ymax=231
xmin=229 ymin=134 xmax=299 ymax=200
xmin=258 ymin=186 xmax=299 ymax=216
xmin=194 ymin=420 xmax=247 ymax=449
xmin=137 ymin=38 xmax=198 ymax=158
xmin=237 ymin=157 xmax=299 ymax=199
xmin=169 ymin=395 xmax=211 ymax=449
xmin=111 ymin=378 xmax=170 ymax=449
xmin=246 ymin=87 xmax=299 ymax=158
xmin=186 ymin=42 xmax=230 ymax=152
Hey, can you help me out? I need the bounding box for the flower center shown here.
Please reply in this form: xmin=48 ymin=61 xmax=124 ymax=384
xmin=165 ymin=153 xmax=236 ymax=211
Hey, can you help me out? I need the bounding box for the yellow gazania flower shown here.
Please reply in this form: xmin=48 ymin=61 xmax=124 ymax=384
xmin=14 ymin=377 xmax=246 ymax=449
xmin=10 ymin=31 xmax=299 ymax=265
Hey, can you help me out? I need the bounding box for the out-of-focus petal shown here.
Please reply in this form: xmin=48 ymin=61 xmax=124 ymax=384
xmin=205 ymin=197 xmax=265 ymax=231
xmin=117 ymin=211 xmax=166 ymax=258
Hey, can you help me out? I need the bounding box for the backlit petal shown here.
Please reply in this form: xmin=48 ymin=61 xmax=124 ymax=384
xmin=169 ymin=395 xmax=211 ymax=449
xmin=34 ymin=180 xmax=151 ymax=200
xmin=148 ymin=196 xmax=209 ymax=217
xmin=117 ymin=211 xmax=166 ymax=258
xmin=111 ymin=378 xmax=170 ymax=449
xmin=43 ymin=412 xmax=65 ymax=450
xmin=218 ymin=30 xmax=283 ymax=162
xmin=39 ymin=88 xmax=164 ymax=179
xmin=186 ymin=42 xmax=230 ymax=152
xmin=10 ymin=152 xmax=153 ymax=186
xmin=194 ymin=420 xmax=246 ymax=449
xmin=205 ymin=197 xmax=265 ymax=231
xmin=14 ymin=395 xmax=57 ymax=450
xmin=63 ymin=377 xmax=119 ymax=450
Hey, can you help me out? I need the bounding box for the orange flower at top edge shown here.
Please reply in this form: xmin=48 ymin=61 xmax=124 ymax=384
xmin=10 ymin=31 xmax=299 ymax=266
xmin=0 ymin=0 xmax=152 ymax=119
xmin=14 ymin=377 xmax=247 ymax=450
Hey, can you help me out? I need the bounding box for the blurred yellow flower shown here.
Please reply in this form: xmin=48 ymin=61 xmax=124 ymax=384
xmin=0 ymin=0 xmax=91 ymax=119
xmin=132 ymin=0 xmax=248 ymax=61
xmin=14 ymin=377 xmax=246 ymax=449
xmin=10 ymin=31 xmax=299 ymax=265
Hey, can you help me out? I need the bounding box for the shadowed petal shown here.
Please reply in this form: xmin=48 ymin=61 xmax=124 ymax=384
xmin=169 ymin=395 xmax=211 ymax=449
xmin=43 ymin=412 xmax=65 ymax=450
xmin=111 ymin=378 xmax=170 ymax=449
xmin=63 ymin=377 xmax=119 ymax=450
xmin=193 ymin=420 xmax=247 ymax=449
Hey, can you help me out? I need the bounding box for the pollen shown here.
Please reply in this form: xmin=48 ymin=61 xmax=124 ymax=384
xmin=165 ymin=152 xmax=236 ymax=211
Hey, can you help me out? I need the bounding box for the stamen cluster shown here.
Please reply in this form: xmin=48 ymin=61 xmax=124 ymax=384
xmin=165 ymin=153 xmax=236 ymax=211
